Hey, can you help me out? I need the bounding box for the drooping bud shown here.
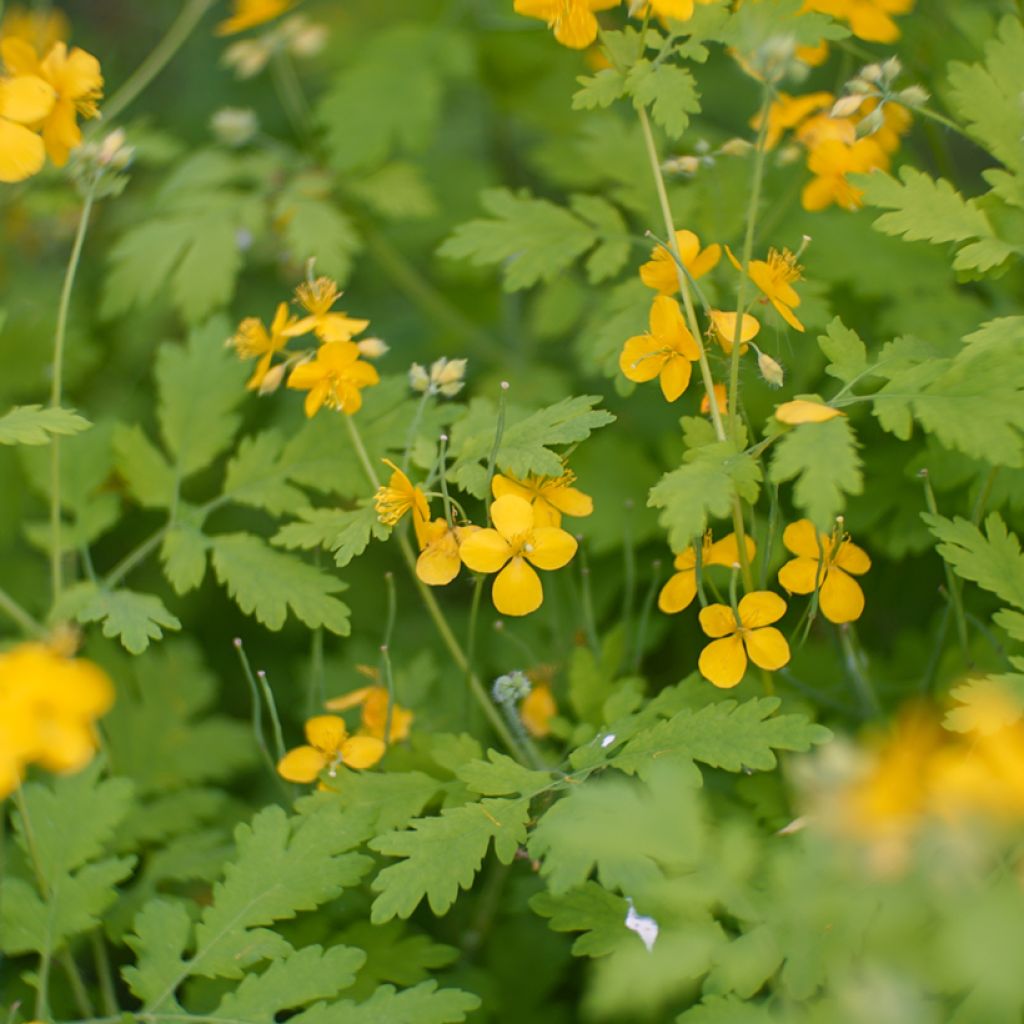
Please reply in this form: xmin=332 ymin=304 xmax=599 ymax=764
xmin=831 ymin=94 xmax=866 ymax=119
xmin=756 ymin=349 xmax=785 ymax=389
xmin=258 ymin=362 xmax=287 ymax=395
xmin=357 ymin=336 xmax=389 ymax=359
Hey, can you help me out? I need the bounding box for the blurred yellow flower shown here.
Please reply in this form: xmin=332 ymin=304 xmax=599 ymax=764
xmin=802 ymin=0 xmax=913 ymax=43
xmin=778 ymin=519 xmax=870 ymax=624
xmin=802 ymin=137 xmax=888 ymax=212
xmin=325 ymin=685 xmax=414 ymax=743
xmin=492 ymin=468 xmax=593 ymax=528
xmin=521 ymin=682 xmax=557 ymax=738
xmin=698 ymin=591 xmax=790 ymax=689
xmin=292 ymin=277 xmax=370 ymax=343
xmin=659 ymin=531 xmax=756 ymax=614
xmin=639 ymin=229 xmax=721 ymax=295
xmin=0 ymin=5 xmax=69 ymax=52
xmin=513 ymin=0 xmax=621 ymax=50
xmin=727 ymin=246 xmax=805 ymax=332
xmin=277 ymin=714 xmax=385 ymax=783
xmin=0 ymin=73 xmax=53 ymax=181
xmin=286 ymin=341 xmax=380 ymax=417
xmin=643 ymin=0 xmax=717 ymax=20
xmin=459 ymin=494 xmax=577 ymax=616
xmin=701 ymin=383 xmax=728 ymax=417
xmin=620 ymin=295 xmax=701 ymax=402
xmin=216 ymin=0 xmax=295 ymax=36
xmin=754 ymin=90 xmax=834 ymax=148
xmin=229 ymin=301 xmax=306 ymax=390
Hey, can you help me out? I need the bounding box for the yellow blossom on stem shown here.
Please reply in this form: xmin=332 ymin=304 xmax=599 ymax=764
xmin=491 ymin=468 xmax=593 ymax=528
xmin=778 ymin=519 xmax=871 ymax=624
xmin=292 ymin=276 xmax=370 ymax=343
xmin=727 ymin=246 xmax=805 ymax=332
xmin=230 ymin=301 xmax=306 ymax=389
xmin=277 ymin=714 xmax=385 ymax=783
xmin=2 ymin=38 xmax=103 ymax=166
xmin=801 ymin=0 xmax=913 ymax=44
xmin=324 ymin=685 xmax=414 ymax=743
xmin=802 ymin=137 xmax=888 ymax=212
xmin=639 ymin=229 xmax=721 ymax=295
xmin=620 ymin=295 xmax=702 ymax=402
xmin=286 ymin=340 xmax=380 ymax=417
xmin=459 ymin=494 xmax=577 ymax=616
xmin=513 ymin=0 xmax=621 ymax=50
xmin=701 ymin=383 xmax=729 ymax=417
xmin=416 ymin=518 xmax=478 ymax=586
xmin=708 ymin=310 xmax=759 ymax=355
xmin=374 ymin=459 xmax=431 ymax=546
xmin=216 ymin=0 xmax=296 ymax=36
xmin=521 ymin=683 xmax=557 ymax=738
xmin=698 ymin=591 xmax=791 ymax=689
xmin=0 ymin=72 xmax=54 ymax=182
xmin=754 ymin=90 xmax=834 ymax=149
xmin=658 ymin=531 xmax=756 ymax=614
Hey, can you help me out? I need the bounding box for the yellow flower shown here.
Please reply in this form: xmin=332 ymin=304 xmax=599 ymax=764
xmin=620 ymin=295 xmax=701 ymax=402
xmin=0 ymin=72 xmax=54 ymax=182
xmin=778 ymin=519 xmax=870 ymax=624
xmin=801 ymin=137 xmax=888 ymax=212
xmin=459 ymin=494 xmax=578 ymax=616
xmin=324 ymin=686 xmax=414 ymax=743
xmin=416 ymin=519 xmax=478 ymax=586
xmin=374 ymin=459 xmax=431 ymax=547
xmin=642 ymin=0 xmax=717 ymax=20
xmin=0 ymin=5 xmax=69 ymax=52
xmin=216 ymin=0 xmax=295 ymax=36
xmin=701 ymin=383 xmax=729 ymax=417
xmin=491 ymin=469 xmax=593 ymax=528
xmin=521 ymin=683 xmax=557 ymax=738
xmin=801 ymin=0 xmax=913 ymax=44
xmin=276 ymin=714 xmax=385 ymax=783
xmin=0 ymin=641 xmax=114 ymax=797
xmin=2 ymin=39 xmax=103 ymax=166
xmin=639 ymin=229 xmax=721 ymax=295
xmin=698 ymin=591 xmax=791 ymax=689
xmin=292 ymin=277 xmax=370 ymax=344
xmin=727 ymin=246 xmax=805 ymax=332
xmin=658 ymin=531 xmax=756 ymax=614
xmin=775 ymin=399 xmax=844 ymax=424
xmin=708 ymin=310 xmax=759 ymax=355
xmin=230 ymin=301 xmax=306 ymax=389
xmin=286 ymin=341 xmax=380 ymax=417
xmin=513 ymin=0 xmax=621 ymax=50
xmin=859 ymin=97 xmax=911 ymax=154
xmin=754 ymin=91 xmax=834 ymax=149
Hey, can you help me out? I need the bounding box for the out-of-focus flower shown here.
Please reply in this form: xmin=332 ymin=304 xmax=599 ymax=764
xmin=325 ymin=685 xmax=414 ymax=743
xmin=211 ymin=106 xmax=259 ymax=146
xmin=229 ymin=301 xmax=306 ymax=389
xmin=521 ymin=682 xmax=557 ymax=738
xmin=216 ymin=0 xmax=295 ymax=37
xmin=775 ymin=399 xmax=844 ymax=424
xmin=293 ymin=276 xmax=369 ymax=343
xmin=286 ymin=340 xmax=380 ymax=417
xmin=0 ymin=5 xmax=69 ymax=52
xmin=513 ymin=0 xmax=621 ymax=50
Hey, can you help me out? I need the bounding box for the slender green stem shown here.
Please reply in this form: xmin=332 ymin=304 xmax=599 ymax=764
xmin=102 ymin=0 xmax=216 ymax=122
xmin=631 ymin=559 xmax=662 ymax=674
xmin=91 ymin=930 xmax=119 ymax=1017
xmin=621 ymin=499 xmax=637 ymax=648
xmin=0 ymin=584 xmax=46 ymax=637
xmin=233 ymin=638 xmax=277 ymax=781
xmin=402 ymin=391 xmax=433 ymax=474
xmin=270 ymin=49 xmax=312 ymax=139
xmin=14 ymin=785 xmax=52 ymax=1020
xmin=343 ymin=413 xmax=524 ymax=759
xmin=577 ymin=542 xmax=600 ymax=653
xmin=61 ymin=948 xmax=95 ymax=1019
xmin=839 ymin=624 xmax=881 ymax=717
xmin=760 ymin=482 xmax=780 ymax=591
xmin=256 ymin=669 xmax=287 ymax=762
xmin=49 ymin=183 xmax=97 ymax=605
xmin=104 ymin=525 xmax=169 ymax=589
xmin=381 ymin=572 xmax=397 ymax=747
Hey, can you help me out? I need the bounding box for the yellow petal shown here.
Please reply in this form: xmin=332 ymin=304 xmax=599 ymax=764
xmin=491 ymin=493 xmax=535 ymax=540
xmin=324 ymin=686 xmax=374 ymax=712
xmin=706 ymin=532 xmax=756 ymax=568
xmin=699 ymin=635 xmax=747 ymax=688
xmin=778 ymin=556 xmax=822 ymax=595
xmin=1 ymin=38 xmax=40 ymax=77
xmin=745 ymin=626 xmax=791 ymax=671
xmin=775 ymin=400 xmax=843 ymax=424
xmin=0 ymin=117 xmax=45 ymax=182
xmin=771 ymin=296 xmax=805 ymax=332
xmin=341 ymin=735 xmax=386 ymax=769
xmin=493 ymin=557 xmax=543 ymax=616
xmin=658 ymin=570 xmax=697 ymax=614
xmin=521 ymin=684 xmax=557 ymax=738
xmin=659 ymin=355 xmax=692 ymax=402
xmin=649 ymin=294 xmax=686 ymax=340
xmin=782 ymin=519 xmax=825 ymax=559
xmin=417 ymin=534 xmax=463 ymax=586
xmin=553 ymin=5 xmax=599 ymax=47
xmin=459 ymin=528 xmax=512 ymax=574
xmin=277 ymin=746 xmax=327 ymax=782
xmin=492 ymin=474 xmax=532 ymax=503
xmin=818 ymin=567 xmax=865 ymax=624
xmin=0 ymin=74 xmax=55 ymax=123
xmin=547 ymin=485 xmax=593 ymax=518
xmin=699 ymin=603 xmax=738 ymax=639
xmin=710 ymin=311 xmax=759 ymax=354
xmin=738 ymin=591 xmax=787 ymax=628
xmin=835 ymin=539 xmax=871 ymax=576
xmin=620 ymin=334 xmax=667 ymax=383
xmin=304 ymin=714 xmax=347 ymax=754
xmin=526 ymin=526 xmax=577 ymax=570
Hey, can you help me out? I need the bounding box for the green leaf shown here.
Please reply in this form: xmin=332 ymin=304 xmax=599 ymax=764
xmin=649 ymin=442 xmax=762 ymax=551
xmin=570 ymin=194 xmax=631 ymax=283
xmin=573 ymin=68 xmax=628 ymax=111
xmin=122 ymin=899 xmax=192 ymax=1008
xmin=212 ymin=533 xmax=351 ymax=634
xmin=530 ymin=882 xmax=632 ymax=957
xmin=275 ymin=174 xmax=362 ymax=284
xmin=369 ymin=798 xmax=530 ymax=921
xmin=272 ymin=503 xmax=389 ymax=568
xmin=769 ymin=417 xmax=863 ymax=529
xmin=160 ymin=523 xmax=208 ymax=595
xmin=113 ymin=423 xmax=176 ymax=508
xmin=439 ymin=188 xmax=600 ymax=291
xmin=678 ymin=995 xmax=780 ymax=1023
xmin=338 ymin=921 xmax=457 ymax=1000
xmin=818 ymin=317 xmax=867 ymax=384
xmin=157 ymin=317 xmax=245 ymax=477
xmin=0 ymin=404 xmax=90 ymax=445
xmin=626 ymin=60 xmax=700 ymax=139
xmin=301 ymin=771 xmax=444 ymax=833
xmin=294 ymin=981 xmax=480 ymax=1024
xmin=348 ymin=162 xmax=437 ymax=220
xmin=611 ymin=697 xmax=831 ymax=783
xmin=222 ymin=430 xmax=307 ymax=515
xmin=704 ymin=925 xmax=783 ymax=999
xmin=456 ymin=751 xmax=553 ymax=797
xmin=57 ymin=582 xmax=181 ymax=654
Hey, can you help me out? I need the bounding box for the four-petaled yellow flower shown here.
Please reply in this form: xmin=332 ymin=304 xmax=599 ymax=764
xmin=277 ymin=714 xmax=385 ymax=783
xmin=698 ymin=591 xmax=791 ymax=689
xmin=620 ymin=295 xmax=701 ymax=402
xmin=778 ymin=519 xmax=870 ymax=624
xmin=459 ymin=494 xmax=577 ymax=616
xmin=521 ymin=682 xmax=557 ymax=738
xmin=229 ymin=301 xmax=304 ymax=390
xmin=491 ymin=469 xmax=593 ymax=528
xmin=639 ymin=229 xmax=721 ymax=296
xmin=286 ymin=341 xmax=380 ymax=417
xmin=325 ymin=686 xmax=414 ymax=743
xmin=658 ymin=531 xmax=756 ymax=614
xmin=708 ymin=310 xmax=759 ymax=355
xmin=2 ymin=38 xmax=103 ymax=166
xmin=416 ymin=518 xmax=478 ymax=586
xmin=513 ymin=0 xmax=621 ymax=50
xmin=728 ymin=246 xmax=805 ymax=332
xmin=293 ymin=276 xmax=371 ymax=343
xmin=216 ymin=0 xmax=295 ymax=36
xmin=374 ymin=459 xmax=431 ymax=545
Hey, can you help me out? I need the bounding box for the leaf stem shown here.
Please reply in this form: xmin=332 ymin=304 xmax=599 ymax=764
xmin=0 ymin=584 xmax=46 ymax=638
xmin=14 ymin=785 xmax=53 ymax=1020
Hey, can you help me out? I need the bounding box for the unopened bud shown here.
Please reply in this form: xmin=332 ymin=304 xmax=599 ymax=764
xmin=830 ymin=95 xmax=866 ymax=119
xmin=756 ymin=349 xmax=785 ymax=389
xmin=409 ymin=362 xmax=430 ymax=393
xmin=492 ymin=671 xmax=531 ymax=705
xmin=222 ymin=39 xmax=270 ymax=79
xmin=357 ymin=336 xmax=389 ymax=359
xmin=210 ymin=107 xmax=259 ymax=147
xmin=97 ymin=128 xmax=130 ymax=167
xmin=718 ymin=137 xmax=753 ymax=158
xmin=856 ymin=106 xmax=886 ymax=138
xmin=258 ymin=362 xmax=287 ymax=395
xmin=286 ymin=17 xmax=328 ymax=58
xmin=860 ymin=62 xmax=884 ymax=84
xmin=898 ymin=84 xmax=930 ymax=108
xmin=881 ymin=56 xmax=903 ymax=83
xmin=663 ymin=155 xmax=701 ymax=176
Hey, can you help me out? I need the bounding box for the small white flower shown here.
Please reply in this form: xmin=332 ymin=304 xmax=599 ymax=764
xmin=625 ymin=898 xmax=659 ymax=952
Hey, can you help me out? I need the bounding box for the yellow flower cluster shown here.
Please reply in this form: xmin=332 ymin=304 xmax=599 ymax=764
xmin=0 ymin=27 xmax=103 ymax=183
xmin=229 ymin=276 xmax=383 ymax=416
xmin=0 ymin=641 xmax=114 ymax=798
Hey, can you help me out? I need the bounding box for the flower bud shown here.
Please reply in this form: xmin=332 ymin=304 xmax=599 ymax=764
xmin=357 ymin=336 xmax=389 ymax=359
xmin=283 ymin=15 xmax=328 ymax=58
xmin=211 ymin=107 xmax=259 ymax=147
xmin=860 ymin=62 xmax=884 ymax=84
xmin=718 ymin=137 xmax=753 ymax=158
xmin=756 ymin=349 xmax=785 ymax=389
xmin=258 ymin=362 xmax=287 ymax=395
xmin=433 ymin=356 xmax=467 ymax=391
xmin=222 ymin=39 xmax=270 ymax=79
xmin=856 ymin=106 xmax=886 ymax=138
xmin=831 ymin=95 xmax=866 ymax=119
xmin=492 ymin=671 xmax=531 ymax=705
xmin=409 ymin=362 xmax=430 ymax=393
xmin=881 ymin=56 xmax=903 ymax=83
xmin=662 ymin=155 xmax=701 ymax=176
xmin=898 ymin=84 xmax=930 ymax=109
